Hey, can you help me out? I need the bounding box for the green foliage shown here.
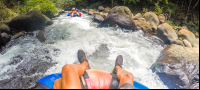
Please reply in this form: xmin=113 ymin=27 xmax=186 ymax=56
xmin=19 ymin=0 xmax=58 ymax=16
xmin=122 ymin=0 xmax=141 ymax=4
xmin=0 ymin=2 xmax=18 ymax=21
xmin=163 ymin=3 xmax=179 ymax=15
xmin=179 ymin=37 xmax=183 ymax=42
xmin=121 ymin=0 xmax=168 ymax=5
xmin=51 ymin=0 xmax=76 ymax=8
xmin=0 ymin=2 xmax=9 ymax=21
xmin=142 ymin=8 xmax=148 ymax=15
xmin=89 ymin=2 xmax=103 ymax=9
xmin=154 ymin=1 xmax=163 ymax=15
xmin=0 ymin=0 xmax=26 ymax=8
xmin=186 ymin=21 xmax=199 ymax=33
xmin=191 ymin=42 xmax=194 ymax=46
xmin=165 ymin=20 xmax=173 ymax=26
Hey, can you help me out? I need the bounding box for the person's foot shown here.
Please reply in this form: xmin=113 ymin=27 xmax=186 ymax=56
xmin=111 ymin=55 xmax=123 ymax=74
xmin=77 ymin=49 xmax=91 ymax=69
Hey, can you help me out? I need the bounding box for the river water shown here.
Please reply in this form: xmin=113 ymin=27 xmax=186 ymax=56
xmin=0 ymin=12 xmax=168 ymax=89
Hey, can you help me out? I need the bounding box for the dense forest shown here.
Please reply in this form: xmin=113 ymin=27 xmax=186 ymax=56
xmin=0 ymin=0 xmax=199 ymax=35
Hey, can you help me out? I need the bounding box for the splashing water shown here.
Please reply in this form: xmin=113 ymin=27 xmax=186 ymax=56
xmin=0 ymin=12 xmax=168 ymax=89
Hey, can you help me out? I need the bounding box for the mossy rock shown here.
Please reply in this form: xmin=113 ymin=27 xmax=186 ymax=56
xmin=0 ymin=24 xmax=11 ymax=34
xmin=43 ymin=14 xmax=54 ymax=26
xmin=8 ymin=10 xmax=47 ymax=33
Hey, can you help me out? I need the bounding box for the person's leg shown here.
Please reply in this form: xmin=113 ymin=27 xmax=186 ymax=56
xmin=61 ymin=61 xmax=89 ymax=89
xmin=71 ymin=13 xmax=74 ymax=17
xmin=54 ymin=78 xmax=62 ymax=89
xmin=60 ymin=50 xmax=90 ymax=89
xmin=116 ymin=66 xmax=134 ymax=89
xmin=112 ymin=55 xmax=134 ymax=89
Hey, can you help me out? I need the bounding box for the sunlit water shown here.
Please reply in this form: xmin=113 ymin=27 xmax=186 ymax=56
xmin=0 ymin=12 xmax=168 ymax=89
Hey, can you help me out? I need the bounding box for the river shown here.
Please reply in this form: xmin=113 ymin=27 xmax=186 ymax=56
xmin=0 ymin=12 xmax=168 ymax=89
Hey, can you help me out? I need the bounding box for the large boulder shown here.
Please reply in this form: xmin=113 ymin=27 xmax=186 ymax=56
xmin=99 ymin=7 xmax=110 ymax=18
xmin=103 ymin=7 xmax=111 ymax=13
xmin=158 ymin=14 xmax=166 ymax=24
xmin=133 ymin=13 xmax=143 ymax=20
xmin=1 ymin=33 xmax=11 ymax=44
xmin=43 ymin=15 xmax=54 ymax=26
xmin=0 ymin=31 xmax=11 ymax=48
xmin=151 ymin=44 xmax=199 ymax=89
xmin=157 ymin=23 xmax=178 ymax=44
xmin=133 ymin=18 xmax=152 ymax=33
xmin=0 ymin=24 xmax=11 ymax=34
xmin=99 ymin=12 xmax=108 ymax=18
xmin=143 ymin=12 xmax=160 ymax=26
xmin=98 ymin=6 xmax=105 ymax=12
xmin=93 ymin=14 xmax=105 ymax=23
xmin=88 ymin=9 xmax=99 ymax=15
xmin=178 ymin=29 xmax=196 ymax=43
xmin=8 ymin=10 xmax=47 ymax=33
xmin=99 ymin=6 xmax=134 ymax=30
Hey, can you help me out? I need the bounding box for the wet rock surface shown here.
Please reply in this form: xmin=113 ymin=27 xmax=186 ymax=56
xmin=156 ymin=23 xmax=178 ymax=44
xmin=178 ymin=29 xmax=196 ymax=43
xmin=0 ymin=51 xmax=58 ymax=89
xmin=151 ymin=44 xmax=199 ymax=89
xmin=133 ymin=18 xmax=152 ymax=34
xmin=93 ymin=14 xmax=105 ymax=23
xmin=99 ymin=6 xmax=134 ymax=30
xmin=0 ymin=36 xmax=60 ymax=89
xmin=8 ymin=10 xmax=47 ymax=33
xmin=0 ymin=10 xmax=55 ymax=50
xmin=0 ymin=74 xmax=45 ymax=89
xmin=143 ymin=12 xmax=160 ymax=26
xmin=133 ymin=13 xmax=143 ymax=20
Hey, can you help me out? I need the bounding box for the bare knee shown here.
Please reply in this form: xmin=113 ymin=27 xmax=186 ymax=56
xmin=119 ymin=73 xmax=134 ymax=89
xmin=62 ymin=64 xmax=74 ymax=72
xmin=125 ymin=73 xmax=134 ymax=81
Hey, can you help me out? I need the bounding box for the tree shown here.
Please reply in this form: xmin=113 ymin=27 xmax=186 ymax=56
xmin=111 ymin=0 xmax=114 ymax=7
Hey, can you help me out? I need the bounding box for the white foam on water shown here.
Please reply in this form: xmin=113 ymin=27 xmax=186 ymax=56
xmin=0 ymin=12 xmax=168 ymax=89
xmin=0 ymin=45 xmax=21 ymax=80
xmin=45 ymin=12 xmax=168 ymax=89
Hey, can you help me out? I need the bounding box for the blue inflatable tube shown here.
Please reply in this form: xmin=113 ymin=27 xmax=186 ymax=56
xmin=37 ymin=73 xmax=149 ymax=89
xmin=67 ymin=13 xmax=80 ymax=17
xmin=133 ymin=81 xmax=149 ymax=89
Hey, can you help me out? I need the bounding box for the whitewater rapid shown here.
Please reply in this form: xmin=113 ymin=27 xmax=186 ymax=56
xmin=0 ymin=12 xmax=168 ymax=89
